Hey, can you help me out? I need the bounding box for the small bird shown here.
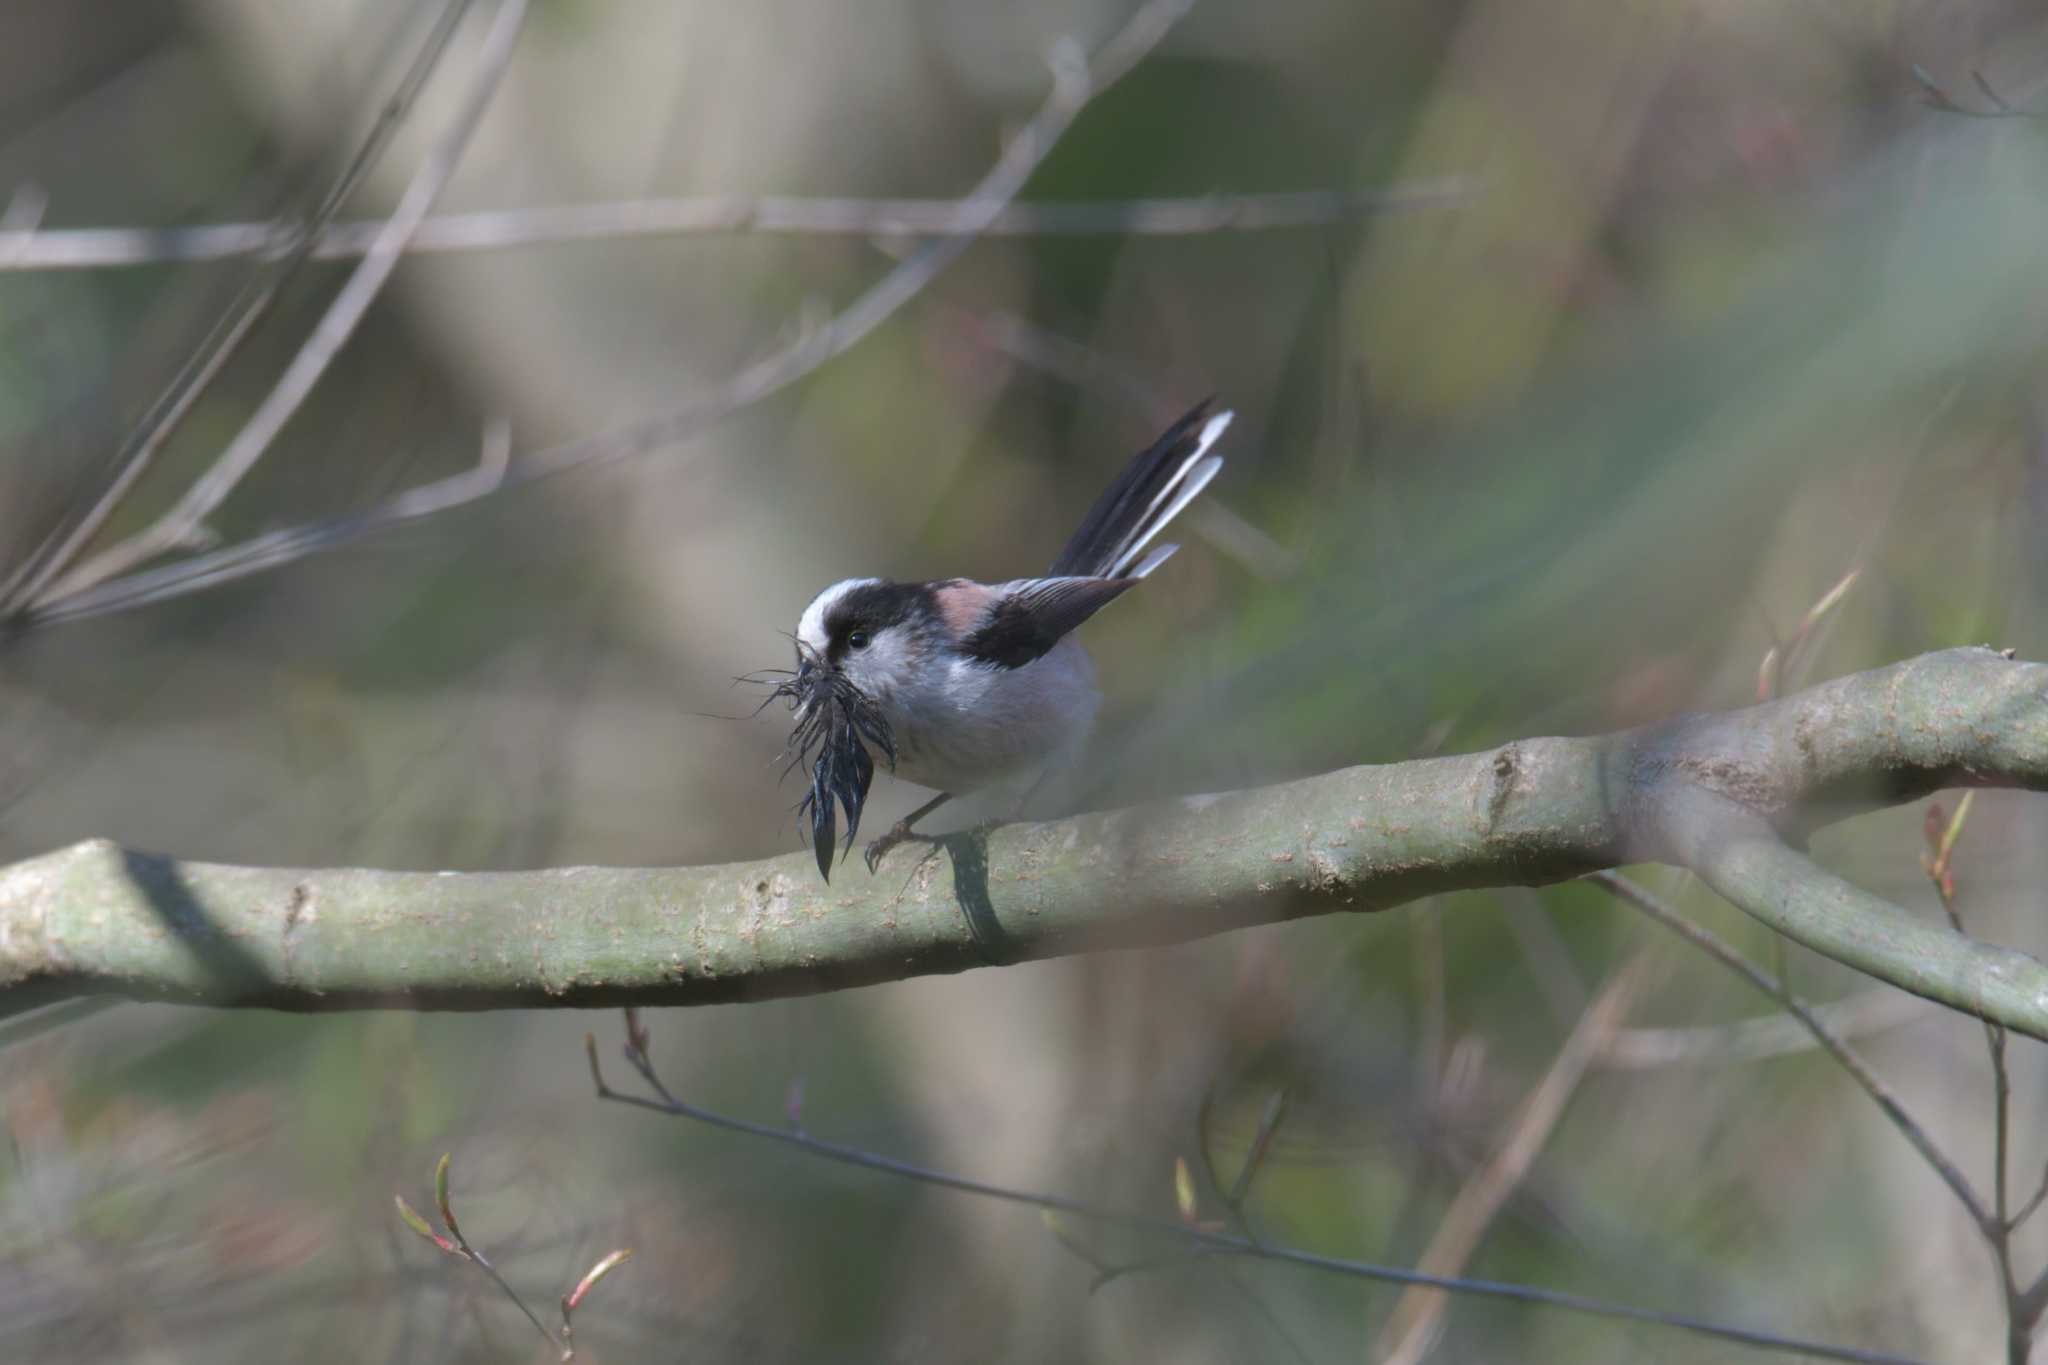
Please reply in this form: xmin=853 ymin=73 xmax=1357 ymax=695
xmin=771 ymin=400 xmax=1233 ymax=880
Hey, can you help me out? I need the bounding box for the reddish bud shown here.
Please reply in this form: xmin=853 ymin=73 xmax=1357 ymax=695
xmin=394 ymin=1195 xmax=457 ymax=1255
xmin=564 ymin=1248 xmax=632 ymax=1315
xmin=433 ymin=1153 xmax=462 ymax=1247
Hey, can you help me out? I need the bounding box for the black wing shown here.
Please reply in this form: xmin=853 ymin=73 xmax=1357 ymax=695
xmin=1047 ymin=401 xmax=1231 ymax=580
xmin=959 ymin=577 xmax=1139 ymax=669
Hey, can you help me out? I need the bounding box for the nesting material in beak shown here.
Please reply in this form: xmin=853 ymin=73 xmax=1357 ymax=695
xmin=769 ymin=648 xmax=896 ymax=881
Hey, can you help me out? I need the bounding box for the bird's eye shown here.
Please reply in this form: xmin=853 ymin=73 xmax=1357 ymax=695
xmin=847 ymin=628 xmax=871 ymax=650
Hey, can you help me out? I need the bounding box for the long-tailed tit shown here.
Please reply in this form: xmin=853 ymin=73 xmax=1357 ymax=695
xmin=768 ymin=401 xmax=1233 ymax=881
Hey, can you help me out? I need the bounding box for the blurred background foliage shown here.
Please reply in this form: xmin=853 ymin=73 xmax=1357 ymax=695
xmin=3 ymin=0 xmax=2048 ymax=1359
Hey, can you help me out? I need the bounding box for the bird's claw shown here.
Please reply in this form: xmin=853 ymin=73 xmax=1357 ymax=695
xmin=862 ymin=819 xmax=925 ymax=874
xmin=862 ymin=821 xmax=909 ymax=874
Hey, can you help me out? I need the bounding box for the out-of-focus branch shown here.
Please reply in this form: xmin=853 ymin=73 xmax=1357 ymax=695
xmin=1595 ymin=872 xmax=1993 ymax=1238
xmin=589 ymin=1018 xmax=1923 ymax=1365
xmin=0 ymin=649 xmax=2043 ymax=1037
xmin=0 ymin=0 xmax=479 ymax=618
xmin=37 ymin=0 xmax=530 ymax=606
xmin=8 ymin=0 xmax=1201 ymax=632
xmin=0 ymin=184 xmax=1471 ymax=272
xmin=1375 ymin=950 xmax=1657 ymax=1365
xmin=1601 ymin=860 xmax=2045 ymax=1363
xmin=505 ymin=0 xmax=1190 ymax=486
xmin=393 ymin=1152 xmax=631 ymax=1361
xmin=1912 ymin=65 xmax=2048 ymax=120
xmin=1918 ymin=793 xmax=2037 ymax=1365
xmin=1596 ymin=989 xmax=1925 ymax=1069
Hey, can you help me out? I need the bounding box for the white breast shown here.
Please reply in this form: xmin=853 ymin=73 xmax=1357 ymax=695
xmin=880 ymin=637 xmax=1100 ymax=797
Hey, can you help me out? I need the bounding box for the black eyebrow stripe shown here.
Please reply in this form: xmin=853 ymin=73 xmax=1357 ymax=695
xmin=820 ymin=581 xmax=939 ymax=660
xmin=823 ymin=581 xmax=935 ymax=632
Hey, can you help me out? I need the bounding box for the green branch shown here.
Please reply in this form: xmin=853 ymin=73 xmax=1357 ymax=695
xmin=0 ymin=647 xmax=2043 ymax=1030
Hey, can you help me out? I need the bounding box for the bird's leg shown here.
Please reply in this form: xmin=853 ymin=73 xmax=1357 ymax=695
xmin=863 ymin=792 xmax=953 ymax=873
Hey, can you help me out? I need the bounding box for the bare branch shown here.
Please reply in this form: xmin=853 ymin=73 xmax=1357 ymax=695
xmin=589 ymin=1021 xmax=1921 ymax=1365
xmin=1669 ymin=807 xmax=2043 ymax=1050
xmin=0 ymin=183 xmax=1472 ymax=271
xmin=1375 ymin=951 xmax=1656 ymax=1364
xmin=0 ymin=0 xmax=479 ymax=617
xmin=1913 ymin=64 xmax=2048 ymax=120
xmin=2014 ymin=1163 xmax=2048 ymax=1233
xmin=15 ymin=0 xmax=1205 ymax=631
xmin=396 ymin=1151 xmax=631 ymax=1360
xmin=21 ymin=417 xmax=513 ymax=627
xmin=35 ymin=0 xmax=530 ymax=607
xmin=1596 ymin=988 xmax=1926 ymax=1069
xmin=511 ymin=0 xmax=1197 ymax=486
xmin=1593 ymin=872 xmax=1991 ymax=1232
xmin=0 ymin=649 xmax=2044 ymax=1047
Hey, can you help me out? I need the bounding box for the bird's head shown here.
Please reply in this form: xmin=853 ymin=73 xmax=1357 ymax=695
xmin=769 ymin=577 xmax=938 ymax=880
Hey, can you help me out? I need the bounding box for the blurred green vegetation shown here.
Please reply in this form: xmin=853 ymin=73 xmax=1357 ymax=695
xmin=5 ymin=0 xmax=2048 ymax=1359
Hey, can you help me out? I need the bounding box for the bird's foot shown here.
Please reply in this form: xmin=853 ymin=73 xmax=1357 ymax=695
xmin=863 ymin=819 xmax=939 ymax=874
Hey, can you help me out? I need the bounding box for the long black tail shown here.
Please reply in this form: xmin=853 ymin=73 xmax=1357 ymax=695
xmin=1047 ymin=401 xmax=1231 ymax=580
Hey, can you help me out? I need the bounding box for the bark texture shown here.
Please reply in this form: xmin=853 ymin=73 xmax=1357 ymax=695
xmin=0 ymin=648 xmax=2042 ymax=1032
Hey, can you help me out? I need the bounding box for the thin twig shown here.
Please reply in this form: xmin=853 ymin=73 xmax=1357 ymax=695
xmin=516 ymin=0 xmax=1194 ymax=485
xmin=1757 ymin=567 xmax=1861 ymax=703
xmin=0 ymin=997 xmax=120 ymax=1051
xmin=22 ymin=421 xmax=514 ymax=626
xmin=585 ymin=1024 xmax=1920 ymax=1365
xmin=1596 ymin=989 xmax=1926 ymax=1070
xmin=1921 ymin=798 xmax=2031 ymax=1364
xmin=1374 ymin=950 xmax=1656 ymax=1365
xmin=1591 ymin=873 xmax=1991 ymax=1232
xmin=1912 ymin=65 xmax=2048 ymax=120
xmin=1226 ymin=1090 xmax=1289 ymax=1211
xmin=17 ymin=0 xmax=1200 ymax=632
xmin=0 ymin=0 xmax=478 ymax=618
xmin=396 ymin=1152 xmax=631 ymax=1362
xmin=396 ymin=1156 xmax=564 ymax=1353
xmin=0 ymin=183 xmax=1473 ymax=271
xmin=34 ymin=0 xmax=528 ymax=609
xmin=457 ymin=1240 xmax=561 ymax=1350
xmin=2012 ymin=1163 xmax=2048 ymax=1233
